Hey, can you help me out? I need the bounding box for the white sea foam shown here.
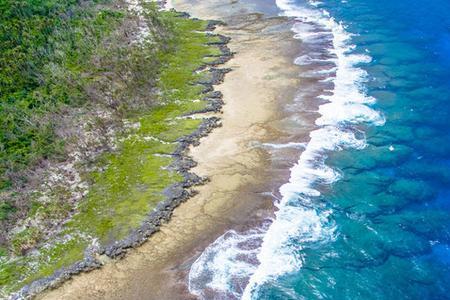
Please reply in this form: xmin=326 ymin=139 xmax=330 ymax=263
xmin=262 ymin=142 xmax=307 ymax=150
xmin=188 ymin=229 xmax=266 ymax=299
xmin=188 ymin=0 xmax=384 ymax=299
xmin=294 ymin=55 xmax=328 ymax=65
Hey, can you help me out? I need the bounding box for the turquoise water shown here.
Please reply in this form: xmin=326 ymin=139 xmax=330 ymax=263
xmin=189 ymin=0 xmax=450 ymax=299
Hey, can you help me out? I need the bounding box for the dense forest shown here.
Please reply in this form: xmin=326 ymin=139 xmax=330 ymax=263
xmin=0 ymin=0 xmax=224 ymax=296
xmin=1 ymin=0 xmax=119 ymax=191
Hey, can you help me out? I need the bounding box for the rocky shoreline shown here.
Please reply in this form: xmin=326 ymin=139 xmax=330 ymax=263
xmin=10 ymin=13 xmax=232 ymax=300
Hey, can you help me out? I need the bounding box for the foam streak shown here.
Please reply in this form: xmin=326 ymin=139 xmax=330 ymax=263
xmin=188 ymin=1 xmax=384 ymax=299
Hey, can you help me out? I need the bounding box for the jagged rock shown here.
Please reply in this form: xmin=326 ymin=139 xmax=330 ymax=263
xmin=206 ymin=20 xmax=226 ymax=31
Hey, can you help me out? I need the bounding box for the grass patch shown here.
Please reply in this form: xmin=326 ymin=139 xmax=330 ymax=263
xmin=0 ymin=202 xmax=15 ymax=221
xmin=66 ymin=11 xmax=215 ymax=244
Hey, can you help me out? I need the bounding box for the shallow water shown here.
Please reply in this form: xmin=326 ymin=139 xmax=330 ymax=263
xmin=189 ymin=0 xmax=450 ymax=299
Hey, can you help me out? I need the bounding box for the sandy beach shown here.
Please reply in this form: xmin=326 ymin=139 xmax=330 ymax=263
xmin=38 ymin=1 xmax=306 ymax=299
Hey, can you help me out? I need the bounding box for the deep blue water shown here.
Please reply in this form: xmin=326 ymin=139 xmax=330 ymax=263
xmin=255 ymin=0 xmax=450 ymax=299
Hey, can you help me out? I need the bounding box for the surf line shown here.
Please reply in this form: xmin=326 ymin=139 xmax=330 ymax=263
xmin=189 ymin=0 xmax=384 ymax=299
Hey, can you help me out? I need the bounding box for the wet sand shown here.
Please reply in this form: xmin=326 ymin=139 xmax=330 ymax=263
xmin=39 ymin=1 xmax=304 ymax=299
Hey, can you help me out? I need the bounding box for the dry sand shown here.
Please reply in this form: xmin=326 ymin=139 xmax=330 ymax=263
xmin=39 ymin=1 xmax=304 ymax=299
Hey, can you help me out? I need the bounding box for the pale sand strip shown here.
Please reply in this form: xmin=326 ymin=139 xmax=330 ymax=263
xmin=39 ymin=1 xmax=302 ymax=299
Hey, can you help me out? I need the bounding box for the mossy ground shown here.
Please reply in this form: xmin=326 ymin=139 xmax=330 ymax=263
xmin=0 ymin=9 xmax=224 ymax=297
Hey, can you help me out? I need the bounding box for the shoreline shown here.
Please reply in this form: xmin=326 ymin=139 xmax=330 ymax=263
xmin=8 ymin=12 xmax=232 ymax=300
xmin=37 ymin=1 xmax=305 ymax=299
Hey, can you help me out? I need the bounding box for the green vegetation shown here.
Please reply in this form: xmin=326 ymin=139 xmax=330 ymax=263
xmin=0 ymin=201 xmax=15 ymax=220
xmin=0 ymin=0 xmax=123 ymax=189
xmin=0 ymin=1 xmax=225 ymax=297
xmin=68 ymin=9 xmax=218 ymax=244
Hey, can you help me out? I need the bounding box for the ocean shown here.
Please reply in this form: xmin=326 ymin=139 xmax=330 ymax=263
xmin=189 ymin=0 xmax=450 ymax=299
